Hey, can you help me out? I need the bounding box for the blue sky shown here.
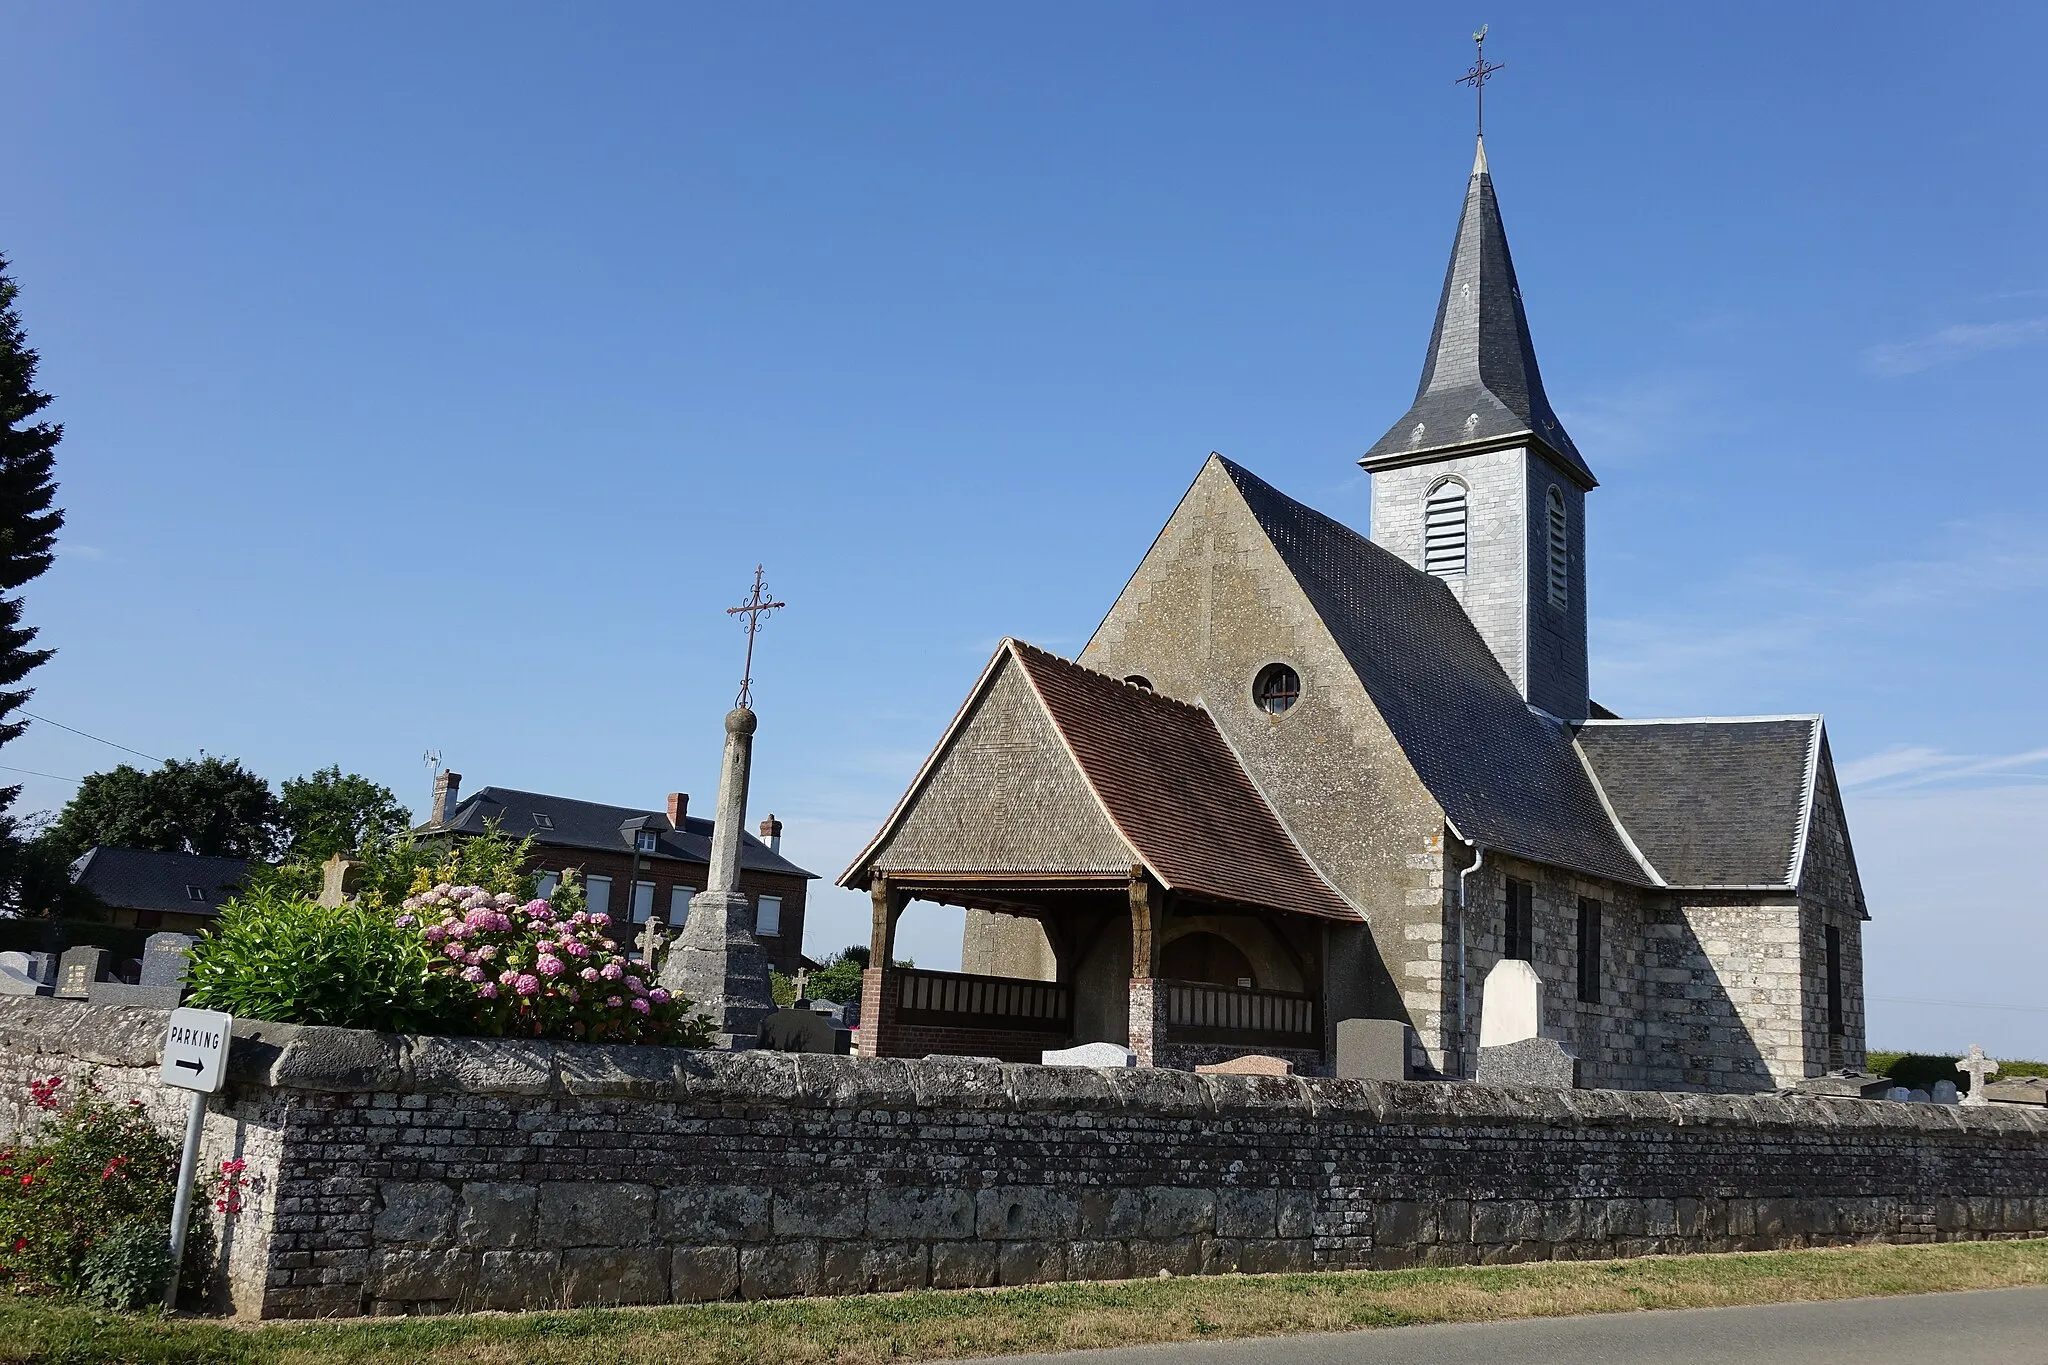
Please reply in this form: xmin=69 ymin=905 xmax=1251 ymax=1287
xmin=5 ymin=3 xmax=2044 ymax=1056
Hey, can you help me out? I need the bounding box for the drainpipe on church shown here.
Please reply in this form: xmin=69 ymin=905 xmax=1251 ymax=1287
xmin=1453 ymin=832 xmax=1485 ymax=1079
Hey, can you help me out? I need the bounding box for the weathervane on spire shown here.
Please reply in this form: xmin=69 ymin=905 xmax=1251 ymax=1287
xmin=725 ymin=564 xmax=786 ymax=710
xmin=1456 ymin=24 xmax=1504 ymax=137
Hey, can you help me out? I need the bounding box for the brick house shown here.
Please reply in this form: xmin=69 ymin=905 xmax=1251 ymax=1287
xmin=421 ymin=775 xmax=814 ymax=976
xmin=67 ymin=846 xmax=251 ymax=933
xmin=839 ymin=137 xmax=1868 ymax=1090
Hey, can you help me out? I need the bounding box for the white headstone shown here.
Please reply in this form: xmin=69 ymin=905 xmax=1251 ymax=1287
xmin=1477 ymin=958 xmax=1542 ymax=1048
xmin=0 ymin=951 xmax=39 ymax=995
xmin=1041 ymin=1041 xmax=1136 ymax=1068
xmin=1885 ymin=1086 xmax=1913 ymax=1102
xmin=1931 ymin=1080 xmax=1960 ymax=1105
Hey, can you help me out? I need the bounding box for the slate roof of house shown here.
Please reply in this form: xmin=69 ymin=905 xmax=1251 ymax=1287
xmin=1216 ymin=456 xmax=1651 ymax=886
xmin=1361 ymin=138 xmax=1595 ymax=488
xmin=842 ymin=641 xmax=1362 ymax=923
xmin=1573 ymin=717 xmax=1823 ymax=890
xmin=431 ymin=788 xmax=815 ymax=880
xmin=68 ymin=847 xmax=251 ymax=917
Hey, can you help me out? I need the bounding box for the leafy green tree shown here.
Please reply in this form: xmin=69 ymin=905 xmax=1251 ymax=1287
xmin=47 ymin=757 xmax=279 ymax=860
xmin=277 ymin=765 xmax=410 ymax=864
xmin=0 ymin=256 xmax=68 ymax=908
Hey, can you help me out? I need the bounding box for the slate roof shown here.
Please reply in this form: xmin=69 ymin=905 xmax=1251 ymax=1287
xmin=68 ymin=847 xmax=251 ymax=917
xmin=842 ymin=641 xmax=1362 ymax=923
xmin=1216 ymin=456 xmax=1651 ymax=885
xmin=1361 ymin=138 xmax=1594 ymax=487
xmin=432 ymin=787 xmax=814 ymax=880
xmin=1573 ymin=718 xmax=1822 ymax=889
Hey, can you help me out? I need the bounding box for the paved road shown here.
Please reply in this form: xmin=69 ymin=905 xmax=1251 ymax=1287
xmin=976 ymin=1287 xmax=2048 ymax=1365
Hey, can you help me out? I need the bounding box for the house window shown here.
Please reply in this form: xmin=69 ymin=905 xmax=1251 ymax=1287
xmin=1504 ymin=878 xmax=1534 ymax=962
xmin=1546 ymin=486 xmax=1568 ymax=610
xmin=586 ymin=875 xmax=612 ymax=917
xmin=631 ymin=881 xmax=656 ymax=923
xmin=1825 ymin=924 xmax=1844 ymax=1036
xmin=1576 ymin=897 xmax=1602 ymax=1004
xmin=531 ymin=812 xmax=554 ymax=830
xmin=670 ymin=884 xmax=696 ymax=920
xmin=635 ymin=830 xmax=659 ymax=853
xmin=1424 ymin=478 xmax=1469 ymax=578
xmin=535 ymin=872 xmax=560 ymax=899
xmin=1124 ymin=675 xmax=1153 ymax=690
xmin=756 ymin=895 xmax=782 ymax=937
xmin=185 ymin=885 xmax=206 ymax=902
xmin=1252 ymin=663 xmax=1300 ymax=715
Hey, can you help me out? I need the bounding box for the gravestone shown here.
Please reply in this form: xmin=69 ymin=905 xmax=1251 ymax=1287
xmin=758 ymin=1005 xmax=851 ymax=1055
xmin=1931 ymin=1080 xmax=1960 ymax=1105
xmin=1956 ymin=1044 xmax=2000 ymax=1107
xmin=1907 ymin=1088 xmax=1932 ymax=1103
xmin=54 ymin=946 xmax=108 ymax=1000
xmin=1041 ymin=1041 xmax=1136 ymax=1068
xmin=1334 ymin=1017 xmax=1412 ymax=1081
xmin=0 ymin=951 xmax=43 ymax=995
xmin=1475 ymin=1035 xmax=1580 ymax=1088
xmin=1477 ymin=959 xmax=1541 ymax=1048
xmin=140 ymin=933 xmax=196 ymax=988
xmin=1793 ymin=1069 xmax=1896 ymax=1099
xmin=1195 ymin=1054 xmax=1292 ymax=1076
xmin=923 ymin=1054 xmax=1003 ymax=1063
xmin=1983 ymin=1076 xmax=2047 ymax=1106
xmin=1885 ymin=1086 xmax=1914 ymax=1102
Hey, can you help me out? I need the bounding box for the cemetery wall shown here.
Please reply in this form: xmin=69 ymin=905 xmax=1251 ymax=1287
xmin=1 ymin=996 xmax=2043 ymax=1321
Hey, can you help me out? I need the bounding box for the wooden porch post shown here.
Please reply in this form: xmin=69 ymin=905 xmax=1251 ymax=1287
xmin=861 ymin=874 xmax=906 ymax=1058
xmin=1127 ymin=867 xmax=1166 ymax=1068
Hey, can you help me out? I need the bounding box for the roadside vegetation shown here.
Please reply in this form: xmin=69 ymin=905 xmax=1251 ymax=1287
xmin=0 ymin=1238 xmax=2041 ymax=1365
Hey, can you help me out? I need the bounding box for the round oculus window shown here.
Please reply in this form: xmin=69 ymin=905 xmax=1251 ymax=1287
xmin=1253 ymin=663 xmax=1301 ymax=715
xmin=1124 ymin=675 xmax=1153 ymax=691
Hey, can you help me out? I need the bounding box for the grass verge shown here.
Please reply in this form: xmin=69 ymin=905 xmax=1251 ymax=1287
xmin=3 ymin=1238 xmax=2044 ymax=1365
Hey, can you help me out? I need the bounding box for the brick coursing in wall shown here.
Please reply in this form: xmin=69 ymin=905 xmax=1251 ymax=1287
xmin=4 ymin=998 xmax=2040 ymax=1320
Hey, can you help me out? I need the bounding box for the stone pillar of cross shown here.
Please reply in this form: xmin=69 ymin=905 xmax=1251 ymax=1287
xmin=635 ymin=917 xmax=667 ymax=966
xmin=1957 ymin=1044 xmax=2000 ymax=1106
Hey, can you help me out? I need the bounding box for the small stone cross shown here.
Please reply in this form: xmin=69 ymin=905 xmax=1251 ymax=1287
xmin=635 ymin=917 xmax=668 ymax=966
xmin=792 ymin=967 xmax=810 ymax=1003
xmin=1957 ymin=1044 xmax=1999 ymax=1106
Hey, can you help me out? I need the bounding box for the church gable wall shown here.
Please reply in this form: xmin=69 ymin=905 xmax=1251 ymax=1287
xmin=1797 ymin=744 xmax=1868 ymax=1073
xmin=1645 ymin=896 xmax=1805 ymax=1092
xmin=868 ymin=658 xmax=1130 ymax=878
xmin=1081 ymin=459 xmax=1446 ymax=1042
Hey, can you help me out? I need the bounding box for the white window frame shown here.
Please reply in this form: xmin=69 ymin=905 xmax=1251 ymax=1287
xmin=755 ymin=894 xmax=782 ymax=937
xmin=631 ymin=880 xmax=657 ymax=923
xmin=669 ymin=884 xmax=696 ymax=920
xmin=586 ymin=875 xmax=612 ymax=917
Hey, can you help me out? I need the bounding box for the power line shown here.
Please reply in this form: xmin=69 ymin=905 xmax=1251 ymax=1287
xmin=1870 ymin=994 xmax=2048 ymax=1016
xmin=19 ymin=712 xmax=161 ymax=765
xmin=0 ymin=764 xmax=77 ymax=784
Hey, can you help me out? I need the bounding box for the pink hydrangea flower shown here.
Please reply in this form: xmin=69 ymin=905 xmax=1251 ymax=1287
xmin=477 ymin=945 xmax=498 ymax=961
xmin=424 ymin=925 xmax=447 ymax=943
xmin=537 ymin=956 xmax=565 ymax=978
xmin=394 ymin=914 xmax=416 ymax=928
xmin=477 ymin=983 xmax=498 ymax=999
xmin=649 ymin=988 xmax=670 ymax=1004
xmin=600 ymin=962 xmax=623 ymax=981
xmin=515 ymin=974 xmax=540 ymax=996
xmin=565 ymin=990 xmax=579 ymax=1003
xmin=536 ymin=941 xmax=557 ymax=956
xmin=524 ymin=900 xmax=552 ymax=919
xmin=580 ymin=967 xmax=600 ymax=983
xmin=443 ymin=944 xmax=465 ymax=960
xmin=461 ymin=966 xmax=486 ymax=984
xmin=499 ymin=969 xmax=520 ymax=986
xmin=588 ymin=913 xmax=610 ymax=927
xmin=630 ymin=998 xmax=651 ymax=1014
xmin=625 ymin=976 xmax=644 ymax=994
xmin=564 ymin=942 xmax=590 ymax=959
xmin=607 ymin=996 xmax=624 ymax=1008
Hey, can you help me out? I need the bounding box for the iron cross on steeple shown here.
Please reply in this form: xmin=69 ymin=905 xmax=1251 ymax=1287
xmin=726 ymin=564 xmax=786 ymax=709
xmin=1456 ymin=24 xmax=1505 ymax=137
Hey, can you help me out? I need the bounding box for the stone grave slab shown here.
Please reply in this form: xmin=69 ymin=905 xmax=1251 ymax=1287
xmin=1931 ymin=1080 xmax=1960 ymax=1104
xmin=1041 ymin=1042 xmax=1136 ymax=1068
xmin=758 ymin=1006 xmax=851 ymax=1055
xmin=1477 ymin=959 xmax=1541 ymax=1048
xmin=1983 ymin=1076 xmax=2047 ymax=1106
xmin=0 ymin=951 xmax=44 ymax=996
xmin=1334 ymin=1017 xmax=1411 ymax=1081
xmin=87 ymin=979 xmax=184 ymax=1008
xmin=1195 ymin=1054 xmax=1292 ymax=1076
xmin=1885 ymin=1086 xmax=1914 ymax=1102
xmin=54 ymin=946 xmax=108 ymax=1000
xmin=1475 ymin=1035 xmax=1579 ymax=1088
xmin=140 ymin=932 xmax=196 ymax=988
xmin=923 ymin=1054 xmax=1003 ymax=1063
xmin=1793 ymin=1069 xmax=1897 ymax=1099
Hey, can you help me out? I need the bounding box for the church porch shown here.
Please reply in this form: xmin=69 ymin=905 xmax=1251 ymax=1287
xmin=859 ymin=870 xmax=1327 ymax=1070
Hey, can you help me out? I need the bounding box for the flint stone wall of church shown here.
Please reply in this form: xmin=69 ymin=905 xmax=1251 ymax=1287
xmin=4 ymin=997 xmax=2043 ymax=1321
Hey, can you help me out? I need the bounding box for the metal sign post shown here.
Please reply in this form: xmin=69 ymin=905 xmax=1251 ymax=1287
xmin=159 ymin=1007 xmax=231 ymax=1311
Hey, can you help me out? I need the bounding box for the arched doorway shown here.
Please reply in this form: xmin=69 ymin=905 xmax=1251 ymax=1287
xmin=1161 ymin=931 xmax=1256 ymax=989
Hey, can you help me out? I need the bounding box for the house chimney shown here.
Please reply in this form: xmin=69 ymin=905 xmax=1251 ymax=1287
xmin=758 ymin=814 xmax=782 ymax=854
xmin=430 ymin=771 xmax=462 ymax=826
xmin=667 ymin=792 xmax=689 ymax=827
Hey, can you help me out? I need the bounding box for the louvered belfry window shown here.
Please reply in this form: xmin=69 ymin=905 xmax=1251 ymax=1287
xmin=1423 ymin=479 xmax=1468 ymax=578
xmin=1546 ymin=486 xmax=1569 ymax=609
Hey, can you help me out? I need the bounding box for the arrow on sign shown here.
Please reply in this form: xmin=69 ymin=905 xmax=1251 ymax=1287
xmin=174 ymin=1058 xmax=202 ymax=1073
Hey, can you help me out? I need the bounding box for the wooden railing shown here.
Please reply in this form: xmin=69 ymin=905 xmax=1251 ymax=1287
xmin=894 ymin=967 xmax=1073 ymax=1036
xmin=1160 ymin=979 xmax=1319 ymax=1046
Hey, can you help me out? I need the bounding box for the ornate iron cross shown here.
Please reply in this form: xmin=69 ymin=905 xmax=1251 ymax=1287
xmin=1456 ymin=24 xmax=1505 ymax=137
xmin=726 ymin=564 xmax=786 ymax=709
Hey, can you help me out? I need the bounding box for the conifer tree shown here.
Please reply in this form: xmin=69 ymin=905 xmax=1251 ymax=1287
xmin=0 ymin=255 xmax=68 ymax=892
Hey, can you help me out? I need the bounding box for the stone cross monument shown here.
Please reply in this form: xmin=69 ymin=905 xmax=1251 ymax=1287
xmin=1957 ymin=1044 xmax=2000 ymax=1107
xmin=659 ymin=567 xmax=785 ymax=1049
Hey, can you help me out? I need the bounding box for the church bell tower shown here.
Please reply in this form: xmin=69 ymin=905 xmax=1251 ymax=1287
xmin=1361 ymin=135 xmax=1595 ymax=722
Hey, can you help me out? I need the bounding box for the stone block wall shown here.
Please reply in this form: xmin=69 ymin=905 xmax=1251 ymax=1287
xmin=3 ymin=996 xmax=2042 ymax=1321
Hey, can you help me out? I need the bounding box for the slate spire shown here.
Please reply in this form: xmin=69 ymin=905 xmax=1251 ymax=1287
xmin=1361 ymin=136 xmax=1594 ymax=487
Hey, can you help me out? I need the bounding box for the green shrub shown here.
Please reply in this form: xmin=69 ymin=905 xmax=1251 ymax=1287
xmin=184 ymin=883 xmax=461 ymax=1032
xmin=0 ymin=1075 xmax=179 ymax=1299
xmin=771 ymin=945 xmax=872 ymax=1008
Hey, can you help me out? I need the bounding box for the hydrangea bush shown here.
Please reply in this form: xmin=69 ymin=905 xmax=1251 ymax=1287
xmin=401 ymin=882 xmax=708 ymax=1044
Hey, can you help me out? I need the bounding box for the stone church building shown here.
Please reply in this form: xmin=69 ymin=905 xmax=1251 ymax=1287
xmin=840 ymin=138 xmax=1868 ymax=1093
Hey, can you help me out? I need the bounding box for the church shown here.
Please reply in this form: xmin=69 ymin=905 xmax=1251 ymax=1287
xmin=839 ymin=135 xmax=1869 ymax=1093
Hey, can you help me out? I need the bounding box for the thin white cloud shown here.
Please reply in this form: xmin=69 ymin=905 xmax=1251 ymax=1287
xmin=1864 ymin=316 xmax=2048 ymax=376
xmin=1559 ymin=376 xmax=1720 ymax=464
